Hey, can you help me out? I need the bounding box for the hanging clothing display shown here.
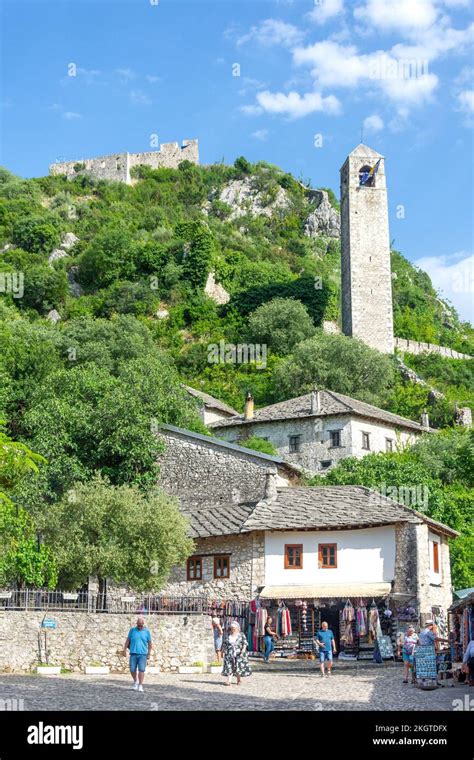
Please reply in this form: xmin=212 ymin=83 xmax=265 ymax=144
xmin=276 ymin=605 xmax=292 ymax=637
xmin=341 ymin=621 xmax=354 ymax=646
xmin=256 ymin=607 xmax=268 ymax=636
xmin=342 ymin=599 xmax=355 ymax=622
xmin=356 ymin=600 xmax=368 ymax=637
xmin=369 ymin=601 xmax=383 ymax=642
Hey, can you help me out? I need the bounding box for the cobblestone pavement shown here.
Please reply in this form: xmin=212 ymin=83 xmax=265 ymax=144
xmin=0 ymin=662 xmax=469 ymax=711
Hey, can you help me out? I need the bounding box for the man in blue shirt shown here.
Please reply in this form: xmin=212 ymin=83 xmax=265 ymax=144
xmin=317 ymin=621 xmax=337 ymax=677
xmin=123 ymin=616 xmax=152 ymax=692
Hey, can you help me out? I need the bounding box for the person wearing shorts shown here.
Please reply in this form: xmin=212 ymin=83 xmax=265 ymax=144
xmin=317 ymin=621 xmax=337 ymax=677
xmin=212 ymin=617 xmax=223 ymax=662
xmin=400 ymin=626 xmax=418 ymax=683
xmin=123 ymin=616 xmax=152 ymax=693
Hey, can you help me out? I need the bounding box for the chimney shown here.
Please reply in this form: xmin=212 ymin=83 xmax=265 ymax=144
xmin=421 ymin=409 xmax=430 ymax=429
xmin=264 ymin=472 xmax=278 ymax=500
xmin=244 ymin=391 xmax=254 ymax=420
xmin=311 ymin=389 xmax=321 ymax=414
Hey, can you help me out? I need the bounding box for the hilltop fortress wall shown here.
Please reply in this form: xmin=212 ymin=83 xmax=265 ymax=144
xmin=49 ymin=139 xmax=199 ymax=184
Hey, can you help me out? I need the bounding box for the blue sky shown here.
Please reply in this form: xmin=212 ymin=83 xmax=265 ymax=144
xmin=1 ymin=0 xmax=473 ymax=321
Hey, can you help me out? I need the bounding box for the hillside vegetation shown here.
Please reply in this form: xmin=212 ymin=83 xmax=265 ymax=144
xmin=0 ymin=157 xmax=472 ymax=589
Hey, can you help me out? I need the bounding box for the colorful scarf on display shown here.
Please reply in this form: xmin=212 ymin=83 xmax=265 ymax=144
xmin=342 ymin=600 xmax=355 ymax=622
xmin=356 ymin=603 xmax=368 ymax=637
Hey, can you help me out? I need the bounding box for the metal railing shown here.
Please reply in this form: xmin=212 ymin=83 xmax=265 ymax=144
xmin=0 ymin=589 xmax=210 ymax=615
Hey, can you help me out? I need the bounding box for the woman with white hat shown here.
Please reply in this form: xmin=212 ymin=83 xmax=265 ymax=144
xmin=222 ymin=621 xmax=252 ymax=686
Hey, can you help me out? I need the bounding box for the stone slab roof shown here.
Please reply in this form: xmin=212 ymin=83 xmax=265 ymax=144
xmin=183 ymin=385 xmax=238 ymax=416
xmin=180 ymin=502 xmax=257 ymax=539
xmin=241 ymin=486 xmax=423 ymax=532
xmin=174 ymin=485 xmax=457 ymax=539
xmin=209 ymin=389 xmax=428 ymax=433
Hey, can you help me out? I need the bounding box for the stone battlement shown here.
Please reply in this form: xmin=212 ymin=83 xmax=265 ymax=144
xmin=49 ymin=139 xmax=199 ymax=184
xmin=394 ymin=337 xmax=471 ymax=360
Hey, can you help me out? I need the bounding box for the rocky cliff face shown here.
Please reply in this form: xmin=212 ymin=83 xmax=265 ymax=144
xmin=215 ymin=177 xmax=290 ymax=220
xmin=304 ymin=190 xmax=340 ymax=239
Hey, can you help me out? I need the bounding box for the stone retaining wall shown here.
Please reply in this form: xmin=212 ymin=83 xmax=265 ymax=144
xmin=0 ymin=612 xmax=214 ymax=674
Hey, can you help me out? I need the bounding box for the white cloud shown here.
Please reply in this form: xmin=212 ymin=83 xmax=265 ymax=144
xmin=293 ymin=40 xmax=439 ymax=105
xmin=255 ymin=89 xmax=342 ymax=118
xmin=237 ymin=19 xmax=305 ymax=48
xmin=145 ymin=75 xmax=160 ymax=84
xmin=308 ymin=0 xmax=344 ymax=25
xmin=457 ymin=89 xmax=474 ymax=111
xmin=240 ymin=104 xmax=264 ymax=116
xmin=363 ymin=114 xmax=384 ymax=132
xmin=130 ymin=90 xmax=152 ymax=106
xmin=116 ymin=68 xmax=136 ymax=83
xmin=251 ymin=129 xmax=269 ymax=141
xmin=354 ymin=0 xmax=439 ymax=33
xmin=63 ymin=111 xmax=82 ymax=120
xmin=414 ymin=252 xmax=474 ymax=323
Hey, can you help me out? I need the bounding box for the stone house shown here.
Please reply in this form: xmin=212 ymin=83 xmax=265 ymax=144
xmin=183 ymin=385 xmax=238 ymax=426
xmin=210 ymin=388 xmax=431 ymax=474
xmin=157 ymin=425 xmax=457 ymax=629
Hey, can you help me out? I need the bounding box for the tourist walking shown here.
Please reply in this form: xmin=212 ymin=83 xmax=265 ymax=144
xmin=462 ymin=639 xmax=474 ymax=686
xmin=222 ymin=621 xmax=251 ymax=685
xmin=400 ymin=625 xmax=419 ymax=683
xmin=263 ymin=616 xmax=279 ymax=662
xmin=212 ymin=616 xmax=223 ymax=662
xmin=123 ymin=616 xmax=152 ymax=693
xmin=317 ymin=621 xmax=337 ymax=677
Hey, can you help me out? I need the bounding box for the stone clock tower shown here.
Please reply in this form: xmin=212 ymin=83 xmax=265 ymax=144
xmin=340 ymin=144 xmax=394 ymax=354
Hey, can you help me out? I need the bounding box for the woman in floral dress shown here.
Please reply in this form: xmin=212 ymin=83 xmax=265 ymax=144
xmin=222 ymin=621 xmax=252 ymax=685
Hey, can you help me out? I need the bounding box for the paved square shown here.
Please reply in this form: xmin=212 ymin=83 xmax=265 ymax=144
xmin=0 ymin=662 xmax=469 ymax=711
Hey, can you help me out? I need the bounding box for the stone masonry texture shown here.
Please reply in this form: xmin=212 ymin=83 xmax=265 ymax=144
xmin=0 ymin=612 xmax=215 ymax=673
xmin=49 ymin=140 xmax=199 ymax=184
xmin=340 ymin=146 xmax=394 ymax=354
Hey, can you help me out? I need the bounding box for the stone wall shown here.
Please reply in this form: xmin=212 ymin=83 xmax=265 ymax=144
xmin=217 ymin=415 xmax=420 ymax=474
xmin=162 ymin=532 xmax=265 ymax=600
xmin=393 ymin=522 xmax=419 ymax=599
xmin=157 ymin=426 xmax=292 ymax=505
xmin=394 ymin=337 xmax=471 ymax=360
xmin=49 ymin=140 xmax=199 ymax=184
xmin=0 ymin=611 xmax=215 ymax=673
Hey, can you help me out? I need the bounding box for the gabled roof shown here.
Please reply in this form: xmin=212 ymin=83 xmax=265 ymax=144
xmin=175 ymin=486 xmax=458 ymax=539
xmin=183 ymin=385 xmax=238 ymax=416
xmin=180 ymin=502 xmax=256 ymax=539
xmin=241 ymin=486 xmax=423 ymax=532
xmin=209 ymin=389 xmax=429 ymax=433
xmin=348 ymin=143 xmax=384 ymax=159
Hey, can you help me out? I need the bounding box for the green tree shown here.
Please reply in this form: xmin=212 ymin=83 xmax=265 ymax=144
xmin=0 ymin=428 xmax=57 ymax=588
xmin=247 ymin=297 xmax=315 ymax=355
xmin=45 ymin=474 xmax=193 ymax=592
xmin=11 ymin=216 xmax=60 ymax=254
xmin=272 ymin=331 xmax=395 ymax=405
xmin=239 ymin=436 xmax=277 ymax=456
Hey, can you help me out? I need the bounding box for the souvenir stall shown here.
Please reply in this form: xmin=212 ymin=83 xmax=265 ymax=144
xmin=250 ymin=593 xmax=395 ymax=660
xmin=208 ymin=599 xmax=250 ymax=638
xmin=448 ymin=592 xmax=474 ymax=676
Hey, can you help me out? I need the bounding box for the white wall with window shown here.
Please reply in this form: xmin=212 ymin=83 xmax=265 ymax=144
xmin=349 ymin=418 xmax=416 ymax=459
xmin=264 ymin=526 xmax=396 ymax=585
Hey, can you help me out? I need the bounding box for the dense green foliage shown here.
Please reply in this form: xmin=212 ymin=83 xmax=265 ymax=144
xmin=43 ymin=474 xmax=193 ymax=591
xmin=310 ymin=428 xmax=474 ymax=588
xmin=0 ymin=156 xmax=472 ymax=590
xmin=0 ymin=428 xmax=57 ymax=587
